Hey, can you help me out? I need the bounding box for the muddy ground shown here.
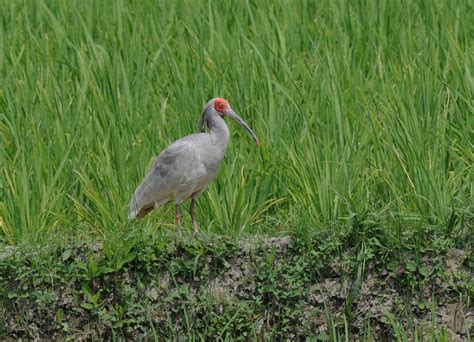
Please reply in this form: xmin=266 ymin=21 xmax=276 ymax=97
xmin=1 ymin=235 xmax=472 ymax=340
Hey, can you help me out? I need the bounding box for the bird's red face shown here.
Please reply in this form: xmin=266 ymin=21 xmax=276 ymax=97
xmin=213 ymin=98 xmax=231 ymax=116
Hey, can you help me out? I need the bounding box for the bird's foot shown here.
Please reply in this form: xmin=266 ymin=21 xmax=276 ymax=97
xmin=193 ymin=229 xmax=199 ymax=239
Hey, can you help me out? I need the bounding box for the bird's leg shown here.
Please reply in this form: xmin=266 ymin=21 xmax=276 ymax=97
xmin=189 ymin=198 xmax=199 ymax=237
xmin=175 ymin=204 xmax=182 ymax=229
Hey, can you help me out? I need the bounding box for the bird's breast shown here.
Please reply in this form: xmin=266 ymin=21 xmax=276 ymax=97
xmin=201 ymin=146 xmax=226 ymax=172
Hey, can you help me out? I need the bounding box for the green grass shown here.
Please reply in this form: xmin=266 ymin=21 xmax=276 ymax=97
xmin=1 ymin=0 xmax=472 ymax=245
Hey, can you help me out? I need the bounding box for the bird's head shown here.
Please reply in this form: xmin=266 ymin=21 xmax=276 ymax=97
xmin=213 ymin=98 xmax=232 ymax=116
xmin=208 ymin=97 xmax=260 ymax=146
xmin=213 ymin=97 xmax=232 ymax=117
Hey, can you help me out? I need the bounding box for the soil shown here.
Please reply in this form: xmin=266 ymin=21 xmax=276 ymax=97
xmin=0 ymin=236 xmax=472 ymax=340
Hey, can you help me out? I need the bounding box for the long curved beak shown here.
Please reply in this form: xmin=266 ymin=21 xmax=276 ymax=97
xmin=227 ymin=109 xmax=260 ymax=146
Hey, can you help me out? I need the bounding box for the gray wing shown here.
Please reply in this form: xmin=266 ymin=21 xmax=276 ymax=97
xmin=128 ymin=138 xmax=199 ymax=219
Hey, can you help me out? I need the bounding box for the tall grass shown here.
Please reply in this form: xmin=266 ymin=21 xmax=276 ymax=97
xmin=0 ymin=0 xmax=472 ymax=244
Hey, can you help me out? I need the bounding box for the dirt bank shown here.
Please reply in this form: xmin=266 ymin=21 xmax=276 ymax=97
xmin=1 ymin=235 xmax=472 ymax=340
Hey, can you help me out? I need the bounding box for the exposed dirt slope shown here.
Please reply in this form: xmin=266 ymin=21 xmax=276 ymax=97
xmin=0 ymin=235 xmax=472 ymax=340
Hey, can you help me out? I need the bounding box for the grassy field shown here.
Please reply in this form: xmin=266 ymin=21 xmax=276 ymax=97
xmin=0 ymin=0 xmax=473 ymax=339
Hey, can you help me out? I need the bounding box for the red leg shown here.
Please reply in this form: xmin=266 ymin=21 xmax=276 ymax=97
xmin=175 ymin=204 xmax=182 ymax=229
xmin=189 ymin=198 xmax=199 ymax=237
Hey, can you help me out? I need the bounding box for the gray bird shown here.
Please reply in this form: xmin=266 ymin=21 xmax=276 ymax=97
xmin=128 ymin=98 xmax=260 ymax=236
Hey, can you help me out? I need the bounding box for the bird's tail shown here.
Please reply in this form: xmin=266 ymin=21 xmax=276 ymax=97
xmin=128 ymin=194 xmax=140 ymax=220
xmin=128 ymin=193 xmax=156 ymax=220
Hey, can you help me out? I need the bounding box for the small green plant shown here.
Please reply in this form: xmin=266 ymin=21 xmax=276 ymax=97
xmin=81 ymin=283 xmax=105 ymax=311
xmin=78 ymin=252 xmax=114 ymax=284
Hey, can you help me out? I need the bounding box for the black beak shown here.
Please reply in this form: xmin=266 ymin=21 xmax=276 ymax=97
xmin=227 ymin=109 xmax=260 ymax=146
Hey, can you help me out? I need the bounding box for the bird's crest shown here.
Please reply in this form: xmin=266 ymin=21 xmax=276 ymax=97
xmin=198 ymin=109 xmax=209 ymax=132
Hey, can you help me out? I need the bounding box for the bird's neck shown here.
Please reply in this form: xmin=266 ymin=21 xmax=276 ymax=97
xmin=207 ymin=113 xmax=230 ymax=150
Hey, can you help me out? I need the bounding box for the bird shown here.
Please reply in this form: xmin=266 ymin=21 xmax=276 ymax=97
xmin=128 ymin=97 xmax=260 ymax=236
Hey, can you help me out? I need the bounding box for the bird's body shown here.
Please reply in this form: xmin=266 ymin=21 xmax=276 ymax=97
xmin=128 ymin=98 xmax=259 ymax=235
xmin=128 ymin=120 xmax=229 ymax=220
